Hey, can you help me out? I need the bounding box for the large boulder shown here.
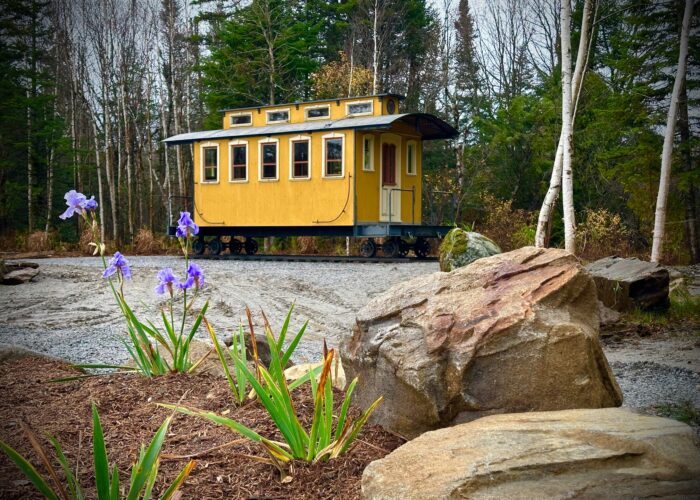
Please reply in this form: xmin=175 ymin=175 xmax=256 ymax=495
xmin=438 ymin=228 xmax=501 ymax=272
xmin=585 ymin=256 xmax=670 ymax=311
xmin=341 ymin=246 xmax=622 ymax=438
xmin=362 ymin=408 xmax=700 ymax=499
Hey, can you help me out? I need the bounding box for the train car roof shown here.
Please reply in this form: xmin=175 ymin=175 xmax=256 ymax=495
xmin=164 ymin=113 xmax=458 ymax=145
xmin=217 ymin=93 xmax=406 ymax=112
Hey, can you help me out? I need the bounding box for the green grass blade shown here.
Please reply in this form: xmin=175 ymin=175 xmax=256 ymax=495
xmin=276 ymin=304 xmax=294 ymax=353
xmin=91 ymin=404 xmax=112 ymax=500
xmin=125 ymin=416 xmax=172 ymax=500
xmin=0 ymin=441 xmax=59 ymax=500
xmin=281 ymin=320 xmax=308 ymax=368
xmin=287 ymin=364 xmax=323 ymax=391
xmin=339 ymin=396 xmax=383 ymax=455
xmin=48 ymin=435 xmax=83 ymax=500
xmin=109 ymin=465 xmax=119 ymax=500
xmin=159 ymin=460 xmax=195 ymax=500
xmin=335 ymin=378 xmax=358 ymax=441
xmin=202 ymin=317 xmax=239 ymax=397
xmin=142 ymin=459 xmax=158 ymax=500
xmin=322 ymin=374 xmax=334 ymax=451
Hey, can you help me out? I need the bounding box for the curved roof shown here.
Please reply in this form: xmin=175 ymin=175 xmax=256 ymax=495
xmin=164 ymin=113 xmax=458 ymax=145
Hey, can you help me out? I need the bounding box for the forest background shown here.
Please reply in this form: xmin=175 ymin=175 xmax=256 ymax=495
xmin=0 ymin=0 xmax=698 ymax=263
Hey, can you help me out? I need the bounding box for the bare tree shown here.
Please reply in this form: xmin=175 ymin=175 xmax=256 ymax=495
xmin=651 ymin=0 xmax=693 ymax=263
xmin=560 ymin=0 xmax=575 ymax=253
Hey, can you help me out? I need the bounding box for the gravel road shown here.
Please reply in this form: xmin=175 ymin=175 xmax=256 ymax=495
xmin=1 ymin=256 xmax=698 ymax=414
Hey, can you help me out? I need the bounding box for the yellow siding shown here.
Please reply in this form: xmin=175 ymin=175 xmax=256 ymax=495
xmin=354 ymin=124 xmax=422 ymax=224
xmin=193 ymin=131 xmax=355 ymax=227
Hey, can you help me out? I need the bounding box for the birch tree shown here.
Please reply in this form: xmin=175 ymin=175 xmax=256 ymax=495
xmin=650 ymin=0 xmax=693 ymax=263
xmin=535 ymin=0 xmax=596 ymax=248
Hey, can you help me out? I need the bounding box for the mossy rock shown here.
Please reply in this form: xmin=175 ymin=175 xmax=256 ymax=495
xmin=439 ymin=229 xmax=501 ymax=272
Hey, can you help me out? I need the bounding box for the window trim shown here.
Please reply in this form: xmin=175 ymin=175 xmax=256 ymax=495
xmin=229 ymin=112 xmax=253 ymax=127
xmin=200 ymin=142 xmax=220 ymax=184
xmin=406 ymin=140 xmax=418 ymax=176
xmin=288 ymin=135 xmax=312 ymax=180
xmin=345 ymin=100 xmax=374 ymax=117
xmin=304 ymin=105 xmax=331 ymax=121
xmin=321 ymin=133 xmax=345 ymax=179
xmin=265 ymin=108 xmax=291 ymax=124
xmin=362 ymin=134 xmax=375 ymax=172
xmin=258 ymin=138 xmax=280 ymax=182
xmin=228 ymin=139 xmax=249 ymax=183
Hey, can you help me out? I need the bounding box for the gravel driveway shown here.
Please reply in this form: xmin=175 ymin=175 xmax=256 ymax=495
xmin=1 ymin=256 xmax=698 ymax=414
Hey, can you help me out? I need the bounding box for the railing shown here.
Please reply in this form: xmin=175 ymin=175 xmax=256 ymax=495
xmin=387 ymin=186 xmax=416 ymax=225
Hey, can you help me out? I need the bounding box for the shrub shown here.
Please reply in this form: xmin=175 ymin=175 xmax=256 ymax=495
xmin=26 ymin=230 xmax=55 ymax=252
xmin=576 ymin=208 xmax=630 ymax=260
xmin=133 ymin=228 xmax=160 ymax=254
xmin=478 ymin=194 xmax=536 ymax=251
xmin=0 ymin=403 xmax=194 ymax=499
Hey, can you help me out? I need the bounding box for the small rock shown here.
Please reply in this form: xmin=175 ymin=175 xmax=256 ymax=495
xmin=598 ymin=300 xmax=621 ymax=326
xmin=438 ymin=228 xmax=501 ymax=272
xmin=2 ymin=267 xmax=39 ymax=285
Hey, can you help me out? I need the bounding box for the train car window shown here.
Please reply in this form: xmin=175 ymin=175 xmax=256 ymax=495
xmin=325 ymin=138 xmax=343 ymax=177
xmin=292 ymin=140 xmax=310 ymax=178
xmin=406 ymin=141 xmax=417 ymax=175
xmin=230 ymin=113 xmax=252 ymax=127
xmin=230 ymin=144 xmax=247 ymax=181
xmin=305 ymin=106 xmax=330 ymax=120
xmin=363 ymin=135 xmax=374 ymax=171
xmin=261 ymin=142 xmax=278 ymax=179
xmin=266 ymin=109 xmax=290 ymax=123
xmin=203 ymin=146 xmax=218 ymax=182
xmin=346 ymin=101 xmax=373 ymax=116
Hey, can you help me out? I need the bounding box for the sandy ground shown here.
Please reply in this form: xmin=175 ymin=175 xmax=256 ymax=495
xmin=0 ymin=256 xmax=698 ymax=412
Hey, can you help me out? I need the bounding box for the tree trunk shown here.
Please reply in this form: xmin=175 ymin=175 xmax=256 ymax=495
xmin=372 ymin=0 xmax=380 ymax=94
xmin=535 ymin=0 xmax=595 ymax=248
xmin=560 ymin=0 xmax=576 ymax=253
xmin=26 ymin=90 xmax=34 ymax=232
xmin=92 ymin=120 xmax=106 ymax=244
xmin=678 ymin=82 xmax=699 ymax=263
xmin=651 ymin=0 xmax=693 ymax=263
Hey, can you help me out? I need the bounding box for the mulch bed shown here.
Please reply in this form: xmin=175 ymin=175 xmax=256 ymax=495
xmin=0 ymin=356 xmax=404 ymax=499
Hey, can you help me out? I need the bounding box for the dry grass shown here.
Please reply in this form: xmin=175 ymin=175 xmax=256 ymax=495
xmin=133 ymin=228 xmax=161 ymax=254
xmin=478 ymin=194 xmax=536 ymax=251
xmin=26 ymin=231 xmax=54 ymax=252
xmin=577 ymin=208 xmax=631 ymax=260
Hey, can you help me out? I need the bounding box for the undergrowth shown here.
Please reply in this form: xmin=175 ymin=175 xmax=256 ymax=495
xmin=652 ymin=400 xmax=700 ymax=426
xmin=624 ymin=285 xmax=700 ymax=330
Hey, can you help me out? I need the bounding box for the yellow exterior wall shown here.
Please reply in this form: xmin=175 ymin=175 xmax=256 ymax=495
xmin=355 ymin=124 xmax=422 ymax=224
xmin=222 ymin=95 xmax=401 ymax=129
xmin=193 ymin=130 xmax=355 ymax=228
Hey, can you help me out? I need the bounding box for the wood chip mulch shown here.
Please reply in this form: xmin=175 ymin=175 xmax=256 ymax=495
xmin=0 ymin=356 xmax=405 ymax=499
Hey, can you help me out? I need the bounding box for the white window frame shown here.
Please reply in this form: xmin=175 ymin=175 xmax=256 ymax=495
xmin=200 ymin=142 xmax=220 ymax=184
xmin=229 ymin=112 xmax=252 ymax=127
xmin=406 ymin=140 xmax=418 ymax=176
xmin=228 ymin=139 xmax=249 ymax=183
xmin=346 ymin=100 xmax=373 ymax=117
xmin=321 ymin=132 xmax=345 ymax=179
xmin=304 ymin=105 xmax=331 ymax=121
xmin=258 ymin=138 xmax=280 ymax=182
xmin=265 ymin=108 xmax=291 ymax=124
xmin=288 ymin=135 xmax=312 ymax=180
xmin=362 ymin=135 xmax=375 ymax=172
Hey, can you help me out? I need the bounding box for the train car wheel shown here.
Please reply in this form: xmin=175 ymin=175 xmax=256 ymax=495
xmin=244 ymin=238 xmax=259 ymax=255
xmin=398 ymin=239 xmax=410 ymax=257
xmin=208 ymin=238 xmax=223 ymax=255
xmin=229 ymin=238 xmax=243 ymax=254
xmin=359 ymin=239 xmax=376 ymax=258
xmin=382 ymin=238 xmax=399 ymax=258
xmin=413 ymin=237 xmax=430 ymax=259
xmin=192 ymin=237 xmax=206 ymax=255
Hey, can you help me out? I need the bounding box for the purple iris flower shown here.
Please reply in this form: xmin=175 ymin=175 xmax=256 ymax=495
xmin=155 ymin=268 xmax=178 ymax=295
xmin=176 ymin=275 xmax=195 ymax=291
xmin=187 ymin=262 xmax=205 ymax=289
xmin=102 ymin=252 xmax=132 ymax=279
xmin=59 ymin=190 xmax=87 ymax=220
xmin=176 ymin=211 xmax=199 ymax=237
xmin=84 ymin=196 xmax=98 ymax=210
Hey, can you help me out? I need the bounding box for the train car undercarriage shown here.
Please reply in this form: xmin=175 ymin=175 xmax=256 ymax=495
xmin=167 ymin=224 xmax=451 ymax=259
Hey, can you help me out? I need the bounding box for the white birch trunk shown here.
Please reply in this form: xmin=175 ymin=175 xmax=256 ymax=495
xmin=372 ymin=0 xmax=379 ymax=94
xmin=651 ymin=0 xmax=693 ymax=263
xmin=535 ymin=0 xmax=595 ymax=248
xmin=560 ymin=0 xmax=576 ymax=253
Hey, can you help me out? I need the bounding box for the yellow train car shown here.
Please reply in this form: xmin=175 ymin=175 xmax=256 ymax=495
xmin=165 ymin=94 xmax=457 ymax=258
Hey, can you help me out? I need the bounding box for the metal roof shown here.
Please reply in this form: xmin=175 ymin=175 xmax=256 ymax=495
xmin=164 ymin=113 xmax=458 ymax=145
xmin=218 ymin=93 xmax=406 ymax=112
